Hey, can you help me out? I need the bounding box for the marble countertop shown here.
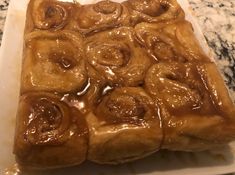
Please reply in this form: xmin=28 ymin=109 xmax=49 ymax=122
xmin=188 ymin=0 xmax=235 ymax=102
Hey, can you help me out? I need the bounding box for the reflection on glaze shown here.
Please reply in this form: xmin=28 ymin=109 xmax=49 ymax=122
xmin=135 ymin=20 xmax=209 ymax=62
xmin=95 ymin=87 xmax=158 ymax=125
xmin=145 ymin=62 xmax=217 ymax=115
xmin=3 ymin=164 xmax=20 ymax=175
xmin=75 ymin=0 xmax=129 ymax=34
xmin=87 ymin=87 xmax=163 ymax=164
xmin=22 ymin=30 xmax=87 ymax=93
xmin=123 ymin=0 xmax=185 ymax=24
xmin=85 ymin=27 xmax=152 ymax=86
xmin=14 ymin=93 xmax=88 ymax=168
xmin=22 ymin=94 xmax=86 ymax=145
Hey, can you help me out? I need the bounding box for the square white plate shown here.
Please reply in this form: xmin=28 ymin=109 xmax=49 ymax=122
xmin=0 ymin=0 xmax=235 ymax=174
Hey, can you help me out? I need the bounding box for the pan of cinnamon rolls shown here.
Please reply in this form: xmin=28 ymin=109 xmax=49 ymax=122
xmin=14 ymin=0 xmax=235 ymax=169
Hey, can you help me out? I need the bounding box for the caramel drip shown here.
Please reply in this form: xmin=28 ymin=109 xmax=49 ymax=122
xmin=95 ymin=87 xmax=158 ymax=125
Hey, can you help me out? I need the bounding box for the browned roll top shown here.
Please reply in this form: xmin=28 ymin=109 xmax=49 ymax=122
xmin=145 ymin=62 xmax=215 ymax=115
xmin=85 ymin=27 xmax=152 ymax=86
xmin=145 ymin=62 xmax=235 ymax=151
xmin=135 ymin=20 xmax=210 ymax=62
xmin=29 ymin=0 xmax=74 ymax=30
xmin=22 ymin=30 xmax=87 ymax=93
xmin=23 ymin=94 xmax=86 ymax=145
xmin=95 ymin=87 xmax=159 ymax=125
xmin=123 ymin=0 xmax=185 ymax=25
xmin=86 ymin=87 xmax=163 ymax=164
xmin=14 ymin=93 xmax=88 ymax=168
xmin=75 ymin=0 xmax=130 ymax=34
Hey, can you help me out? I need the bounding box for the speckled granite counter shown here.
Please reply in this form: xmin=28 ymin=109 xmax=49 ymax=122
xmin=188 ymin=0 xmax=235 ymax=102
xmin=0 ymin=0 xmax=8 ymax=42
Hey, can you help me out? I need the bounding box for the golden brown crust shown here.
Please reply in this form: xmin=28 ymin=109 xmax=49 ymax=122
xmin=85 ymin=27 xmax=152 ymax=86
xmin=87 ymin=87 xmax=163 ymax=164
xmin=14 ymin=0 xmax=235 ymax=169
xmin=123 ymin=0 xmax=185 ymax=25
xmin=144 ymin=62 xmax=235 ymax=151
xmin=25 ymin=0 xmax=77 ymax=34
xmin=14 ymin=92 xmax=88 ymax=169
xmin=21 ymin=30 xmax=87 ymax=93
xmin=74 ymin=0 xmax=130 ymax=35
xmin=135 ymin=20 xmax=211 ymax=62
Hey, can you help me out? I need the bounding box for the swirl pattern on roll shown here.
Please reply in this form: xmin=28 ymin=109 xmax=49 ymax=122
xmin=145 ymin=62 xmax=215 ymax=114
xmin=29 ymin=0 xmax=74 ymax=30
xmin=145 ymin=62 xmax=235 ymax=151
xmin=135 ymin=20 xmax=211 ymax=62
xmin=95 ymin=87 xmax=160 ymax=125
xmin=14 ymin=92 xmax=88 ymax=167
xmin=85 ymin=27 xmax=152 ymax=86
xmin=123 ymin=0 xmax=185 ymax=25
xmin=87 ymin=87 xmax=163 ymax=164
xmin=23 ymin=93 xmax=87 ymax=145
xmin=22 ymin=30 xmax=87 ymax=93
xmin=75 ymin=0 xmax=130 ymax=34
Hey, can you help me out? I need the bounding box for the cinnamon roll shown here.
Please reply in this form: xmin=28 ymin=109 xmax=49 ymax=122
xmin=85 ymin=27 xmax=152 ymax=86
xmin=135 ymin=20 xmax=210 ymax=62
xmin=14 ymin=92 xmax=88 ymax=169
xmin=21 ymin=30 xmax=87 ymax=93
xmin=26 ymin=0 xmax=76 ymax=32
xmin=86 ymin=87 xmax=163 ymax=164
xmin=74 ymin=0 xmax=130 ymax=35
xmin=123 ymin=0 xmax=185 ymax=25
xmin=145 ymin=62 xmax=235 ymax=151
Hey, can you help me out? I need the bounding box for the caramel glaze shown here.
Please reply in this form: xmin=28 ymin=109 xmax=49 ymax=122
xmin=135 ymin=20 xmax=210 ymax=62
xmin=145 ymin=62 xmax=218 ymax=116
xmin=22 ymin=93 xmax=88 ymax=145
xmin=95 ymin=87 xmax=156 ymax=126
xmin=28 ymin=0 xmax=184 ymax=34
xmin=22 ymin=30 xmax=87 ymax=93
xmin=15 ymin=0 xmax=235 ymax=169
xmin=14 ymin=93 xmax=88 ymax=168
xmin=85 ymin=27 xmax=155 ymax=87
xmin=27 ymin=0 xmax=76 ymax=32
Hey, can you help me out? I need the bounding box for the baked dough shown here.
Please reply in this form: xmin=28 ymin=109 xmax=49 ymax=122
xmin=145 ymin=62 xmax=235 ymax=151
xmin=135 ymin=20 xmax=210 ymax=62
xmin=14 ymin=92 xmax=88 ymax=169
xmin=87 ymin=87 xmax=163 ymax=164
xmin=21 ymin=30 xmax=87 ymax=93
xmin=85 ymin=26 xmax=152 ymax=86
xmin=14 ymin=0 xmax=235 ymax=169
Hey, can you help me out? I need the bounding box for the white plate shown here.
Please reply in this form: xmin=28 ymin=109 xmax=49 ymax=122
xmin=0 ymin=0 xmax=235 ymax=174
